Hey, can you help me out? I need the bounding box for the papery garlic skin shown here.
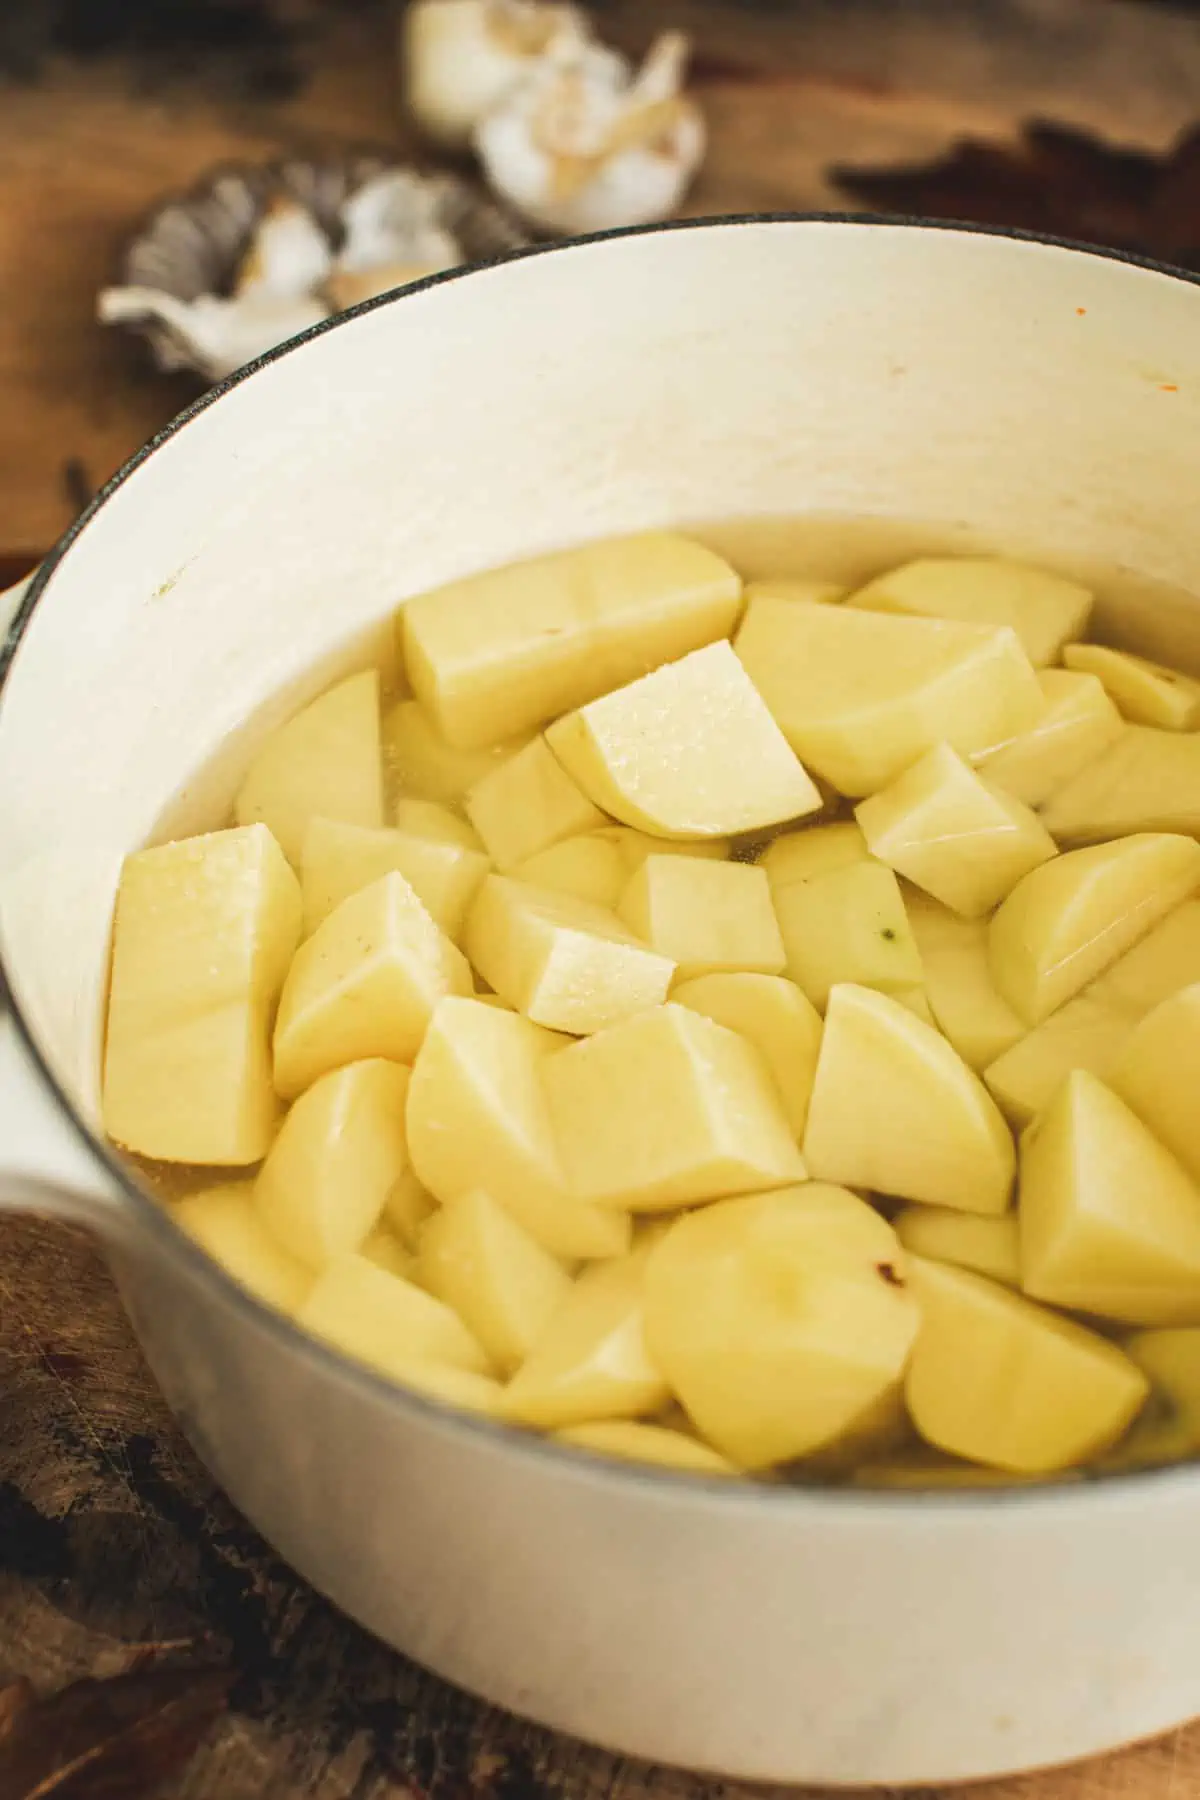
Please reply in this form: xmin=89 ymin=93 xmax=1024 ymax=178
xmin=235 ymin=195 xmax=333 ymax=301
xmin=337 ymin=171 xmax=464 ymax=274
xmin=98 ymin=287 xmax=328 ymax=381
xmin=403 ymin=0 xmax=589 ymax=149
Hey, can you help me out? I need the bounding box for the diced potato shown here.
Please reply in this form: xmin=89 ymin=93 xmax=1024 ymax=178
xmin=893 ymin=1205 xmax=1020 ymax=1286
xmin=988 ymin=834 xmax=1200 ymax=1024
xmin=383 ymin=1167 xmax=437 ymax=1248
xmin=849 ymin=557 xmax=1092 ymax=668
xmin=393 ymin=799 xmax=483 ymax=847
xmin=403 ymin=531 xmax=742 ymax=749
xmin=744 ymin=576 xmax=845 ymax=606
xmin=852 ymin=1452 xmax=1066 ymax=1491
xmin=734 ymin=597 xmax=1043 ymax=797
xmin=300 ymin=816 xmax=489 ymax=940
xmin=104 ymin=825 xmax=302 ymax=1163
xmin=406 ymin=997 xmax=629 ymax=1259
xmin=670 ymin=972 xmax=822 ymax=1137
xmin=974 ymin=669 xmax=1122 ymax=809
xmin=598 ymin=827 xmax=730 ymax=871
xmin=255 ymin=1059 xmax=410 ymax=1269
xmin=1101 ymin=1329 xmax=1200 ymax=1470
xmin=904 ymin=890 xmax=1024 ymax=1071
xmin=417 ymin=1187 xmax=573 ymax=1373
xmin=761 ymin=821 xmax=870 ymax=892
xmin=896 ymin=986 xmax=936 ymax=1026
xmin=384 ymin=698 xmax=531 ymax=804
xmin=274 ymin=872 xmax=472 ymax=1098
xmin=297 ymin=1252 xmax=492 ymax=1380
xmin=856 ymin=744 xmax=1056 ymax=918
xmin=546 ymin=641 xmax=820 ymax=838
xmin=513 ymin=834 xmax=626 ymax=910
xmin=1042 ymin=727 xmax=1200 ymax=843
xmin=174 ymin=1181 xmax=311 ymax=1312
xmin=803 ymin=984 xmax=1015 ymax=1215
xmin=1020 ymin=1069 xmax=1200 ymax=1325
xmin=465 ymin=737 xmax=606 ymax=871
xmin=1063 ymin=643 xmax=1200 ymax=730
xmin=392 ymin=1362 xmax=507 ymax=1416
xmin=555 ymin=1420 xmax=735 ymax=1475
xmin=235 ymin=671 xmax=384 ymax=864
xmin=617 ymin=856 xmax=785 ymax=980
xmin=465 ymin=875 xmax=674 ymax=1034
xmin=905 ymin=1256 xmax=1149 ymax=1473
xmin=504 ymin=1251 xmax=668 ymax=1427
xmin=543 ymin=1003 xmax=805 ymax=1212
xmin=643 ymin=1185 xmax=919 ymax=1469
xmin=773 ymin=861 xmax=923 ymax=1011
xmin=359 ymin=1225 xmax=415 ymax=1280
xmin=1112 ymin=984 xmax=1200 ymax=1183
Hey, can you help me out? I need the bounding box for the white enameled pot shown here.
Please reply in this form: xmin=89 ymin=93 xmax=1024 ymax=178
xmin=2 ymin=219 xmax=1200 ymax=1787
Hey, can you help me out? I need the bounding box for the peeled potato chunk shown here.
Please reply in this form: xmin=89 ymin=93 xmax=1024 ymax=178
xmin=762 ymin=821 xmax=870 ymax=892
xmin=543 ymin=1003 xmax=805 ymax=1212
xmin=1063 ymin=643 xmax=1200 ymax=730
xmin=104 ymin=824 xmax=302 ymax=1164
xmin=393 ymin=799 xmax=483 ymax=847
xmin=1020 ymin=1069 xmax=1200 ymax=1326
xmin=745 ymin=575 xmax=845 ymax=605
xmin=465 ymin=736 xmax=606 ymax=871
xmin=504 ymin=1251 xmax=669 ymax=1429
xmin=856 ymin=744 xmax=1056 ymax=919
xmin=235 ymin=670 xmax=384 ymax=864
xmin=1101 ymin=1329 xmax=1200 ymax=1470
xmin=407 ymin=997 xmax=629 ymax=1259
xmin=403 ymin=531 xmax=742 ymax=749
xmin=893 ymin=1205 xmax=1020 ymax=1286
xmin=974 ymin=669 xmax=1122 ymax=809
xmin=734 ymin=597 xmax=1043 ymax=797
xmin=384 ymin=698 xmax=531 ymax=805
xmin=174 ymin=1182 xmax=311 ymax=1313
xmin=671 ymin=972 xmax=822 ymax=1138
xmin=1111 ymin=983 xmax=1200 ymax=1184
xmin=298 ymin=1252 xmax=491 ymax=1381
xmin=905 ymin=1256 xmax=1149 ymax=1473
xmin=274 ymin=872 xmax=472 ymax=1098
xmin=643 ymin=1185 xmax=919 ymax=1470
xmin=989 ymin=833 xmax=1200 ymax=1025
xmin=383 ymin=1167 xmax=437 ymax=1248
xmin=849 ymin=557 xmax=1092 ymax=668
xmin=359 ymin=1225 xmax=416 ymax=1280
xmin=255 ymin=1059 xmax=410 ymax=1269
xmin=1042 ymin=726 xmax=1200 ymax=844
xmin=546 ymin=641 xmax=820 ymax=839
xmin=465 ymin=874 xmax=674 ymax=1034
xmin=904 ymin=890 xmax=1024 ymax=1072
xmin=513 ymin=834 xmax=625 ymax=911
xmin=803 ymin=984 xmax=1015 ymax=1215
xmin=773 ymin=861 xmax=923 ymax=1012
xmin=418 ymin=1188 xmax=573 ymax=1374
xmin=300 ymin=816 xmax=489 ymax=940
xmin=598 ymin=827 xmax=729 ymax=872
xmin=617 ymin=855 xmax=785 ymax=980
xmin=555 ymin=1420 xmax=735 ymax=1475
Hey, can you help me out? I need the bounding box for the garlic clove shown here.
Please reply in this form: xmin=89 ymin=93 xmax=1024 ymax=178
xmin=324 ymin=263 xmax=444 ymax=312
xmin=403 ymin=0 xmax=589 ymax=149
xmin=335 ymin=170 xmax=464 ymax=275
xmin=98 ymin=286 xmax=329 ymax=381
xmin=234 ymin=193 xmax=333 ymax=301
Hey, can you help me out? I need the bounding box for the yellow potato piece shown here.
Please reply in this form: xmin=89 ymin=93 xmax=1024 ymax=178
xmin=359 ymin=1225 xmax=416 ymax=1280
xmin=1042 ymin=726 xmax=1200 ymax=844
xmin=1020 ymin=1069 xmax=1200 ymax=1326
xmin=893 ymin=1205 xmax=1020 ymax=1286
xmin=974 ymin=669 xmax=1122 ymax=809
xmin=392 ymin=799 xmax=483 ymax=847
xmin=300 ymin=815 xmax=490 ymax=940
xmin=773 ymin=861 xmax=923 ymax=1011
xmin=406 ymin=997 xmax=629 ymax=1259
xmin=555 ymin=1420 xmax=735 ymax=1476
xmin=849 ymin=557 xmax=1092 ymax=668
xmin=904 ymin=890 xmax=1024 ymax=1072
xmin=465 ymin=736 xmax=606 ymax=871
xmin=297 ymin=1252 xmax=491 ymax=1378
xmin=761 ymin=821 xmax=870 ymax=892
xmin=104 ymin=825 xmax=302 ymax=1163
xmin=1101 ymin=1329 xmax=1200 ymax=1470
xmin=513 ymin=834 xmax=626 ymax=911
xmin=391 ymin=1362 xmax=506 ymax=1417
xmin=856 ymin=744 xmax=1056 ymax=919
xmin=744 ymin=576 xmax=845 ymax=606
xmin=617 ymin=855 xmax=785 ymax=980
xmin=383 ymin=1167 xmax=437 ymax=1248
xmin=1112 ymin=983 xmax=1200 ymax=1184
xmin=174 ymin=1182 xmax=311 ymax=1313
xmin=852 ymin=1452 xmax=1065 ymax=1491
xmin=465 ymin=874 xmax=674 ymax=1034
xmin=670 ymin=972 xmax=822 ymax=1138
xmin=418 ymin=1187 xmax=573 ymax=1374
xmin=546 ymin=641 xmax=820 ymax=838
xmin=235 ymin=670 xmax=384 ymax=864
xmin=643 ymin=1185 xmax=919 ymax=1470
xmin=803 ymin=984 xmax=1015 ymax=1215
xmin=989 ymin=833 xmax=1200 ymax=1025
xmin=598 ymin=827 xmax=730 ymax=872
xmin=384 ymin=698 xmax=531 ymax=805
xmin=1063 ymin=643 xmax=1200 ymax=730
xmin=274 ymin=872 xmax=472 ymax=1098
xmin=503 ymin=1252 xmax=668 ymax=1428
xmin=255 ymin=1059 xmax=410 ymax=1269
xmin=734 ymin=596 xmax=1043 ymax=797
xmin=403 ymin=531 xmax=742 ymax=749
xmin=905 ymin=1255 xmax=1149 ymax=1474
xmin=543 ymin=1003 xmax=805 ymax=1212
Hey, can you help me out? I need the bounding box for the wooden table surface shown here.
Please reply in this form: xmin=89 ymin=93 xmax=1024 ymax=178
xmin=3 ymin=2 xmax=1200 ymax=1794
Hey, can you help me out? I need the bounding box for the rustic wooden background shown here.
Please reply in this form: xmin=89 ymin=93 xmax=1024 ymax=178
xmin=4 ymin=1 xmax=1200 ymax=1794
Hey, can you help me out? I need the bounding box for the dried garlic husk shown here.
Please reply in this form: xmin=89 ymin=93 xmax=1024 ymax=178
xmin=474 ymin=31 xmax=705 ymax=235
xmin=336 ymin=170 xmax=464 ymax=273
xmin=97 ymin=286 xmax=328 ymax=381
xmin=235 ymin=193 xmax=333 ymax=300
xmin=325 ymin=263 xmax=443 ymax=311
xmin=403 ymin=0 xmax=589 ymax=149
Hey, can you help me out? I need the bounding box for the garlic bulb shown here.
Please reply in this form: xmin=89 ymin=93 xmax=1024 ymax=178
xmin=234 ymin=194 xmax=333 ymax=300
xmin=474 ymin=31 xmax=706 ymax=236
xmin=324 ymin=263 xmax=444 ymax=311
xmin=97 ymin=287 xmax=328 ymax=382
xmin=336 ymin=170 xmax=463 ymax=274
xmin=403 ymin=0 xmax=588 ymax=149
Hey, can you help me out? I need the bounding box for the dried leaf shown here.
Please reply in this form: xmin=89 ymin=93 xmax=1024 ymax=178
xmin=0 ymin=1664 xmax=229 ymax=1800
